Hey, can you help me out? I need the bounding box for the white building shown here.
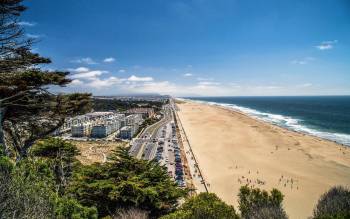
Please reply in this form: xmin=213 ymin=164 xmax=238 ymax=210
xmin=71 ymin=123 xmax=92 ymax=137
xmin=120 ymin=126 xmax=134 ymax=139
xmin=91 ymin=124 xmax=111 ymax=138
xmin=125 ymin=114 xmax=143 ymax=126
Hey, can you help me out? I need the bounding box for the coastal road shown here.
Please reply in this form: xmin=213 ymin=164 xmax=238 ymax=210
xmin=130 ymin=105 xmax=172 ymax=159
xmin=171 ymin=98 xmax=209 ymax=193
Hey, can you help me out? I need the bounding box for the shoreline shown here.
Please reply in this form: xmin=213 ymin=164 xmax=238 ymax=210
xmin=178 ymin=98 xmax=350 ymax=147
xmin=176 ymin=100 xmax=350 ymax=219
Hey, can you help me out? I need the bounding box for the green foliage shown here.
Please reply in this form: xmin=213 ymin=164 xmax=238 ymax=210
xmin=31 ymin=137 xmax=80 ymax=159
xmin=161 ymin=193 xmax=239 ymax=219
xmin=134 ymin=117 xmax=160 ymax=137
xmin=30 ymin=138 xmax=81 ymax=195
xmin=68 ymin=147 xmax=187 ymax=218
xmin=0 ymin=158 xmax=55 ymax=219
xmin=0 ymin=146 xmax=13 ymax=174
xmin=0 ymin=0 xmax=92 ymax=159
xmin=313 ymin=186 xmax=350 ymax=219
xmin=0 ymin=156 xmax=96 ymax=219
xmin=93 ymin=98 xmax=163 ymax=112
xmin=93 ymin=98 xmax=139 ymax=111
xmin=55 ymin=196 xmax=98 ymax=219
xmin=112 ymin=208 xmax=149 ymax=219
xmin=238 ymin=186 xmax=286 ymax=219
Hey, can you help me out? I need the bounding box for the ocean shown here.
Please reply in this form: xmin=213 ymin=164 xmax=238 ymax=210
xmin=184 ymin=96 xmax=350 ymax=146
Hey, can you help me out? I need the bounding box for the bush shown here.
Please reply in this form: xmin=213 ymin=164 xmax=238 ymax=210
xmin=238 ymin=186 xmax=287 ymax=219
xmin=112 ymin=208 xmax=149 ymax=219
xmin=243 ymin=205 xmax=288 ymax=219
xmin=55 ymin=196 xmax=98 ymax=219
xmin=68 ymin=147 xmax=187 ymax=218
xmin=30 ymin=138 xmax=81 ymax=195
xmin=161 ymin=193 xmax=239 ymax=219
xmin=0 ymin=158 xmax=55 ymax=219
xmin=313 ymin=186 xmax=350 ymax=219
xmin=1 ymin=143 xmax=96 ymax=219
xmin=31 ymin=137 xmax=80 ymax=159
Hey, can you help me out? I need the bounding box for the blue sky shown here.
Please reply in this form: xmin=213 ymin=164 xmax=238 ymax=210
xmin=22 ymin=0 xmax=350 ymax=96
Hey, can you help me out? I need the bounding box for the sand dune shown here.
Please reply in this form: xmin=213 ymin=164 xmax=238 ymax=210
xmin=176 ymin=101 xmax=350 ymax=219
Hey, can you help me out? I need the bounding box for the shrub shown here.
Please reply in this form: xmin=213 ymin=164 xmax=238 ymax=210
xmin=238 ymin=185 xmax=287 ymax=219
xmin=244 ymin=205 xmax=288 ymax=219
xmin=313 ymin=186 xmax=350 ymax=219
xmin=0 ymin=159 xmax=55 ymax=219
xmin=113 ymin=208 xmax=149 ymax=219
xmin=30 ymin=138 xmax=81 ymax=195
xmin=161 ymin=193 xmax=239 ymax=219
xmin=68 ymin=147 xmax=187 ymax=218
xmin=55 ymin=196 xmax=98 ymax=219
xmin=1 ymin=147 xmax=96 ymax=219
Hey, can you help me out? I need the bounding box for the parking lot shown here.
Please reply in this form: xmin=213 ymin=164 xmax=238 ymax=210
xmin=128 ymin=105 xmax=186 ymax=187
xmin=154 ymin=121 xmax=185 ymax=187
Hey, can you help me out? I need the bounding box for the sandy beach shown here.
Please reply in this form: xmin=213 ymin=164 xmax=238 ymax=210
xmin=176 ymin=101 xmax=350 ymax=219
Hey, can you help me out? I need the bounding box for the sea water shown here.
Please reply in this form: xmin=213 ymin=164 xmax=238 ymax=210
xmin=184 ymin=96 xmax=350 ymax=146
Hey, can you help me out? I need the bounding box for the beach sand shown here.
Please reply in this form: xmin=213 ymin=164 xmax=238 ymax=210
xmin=176 ymin=101 xmax=350 ymax=219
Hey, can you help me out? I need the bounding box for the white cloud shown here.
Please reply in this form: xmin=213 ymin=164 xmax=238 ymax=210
xmin=316 ymin=40 xmax=338 ymax=50
xmin=64 ymin=65 xmax=322 ymax=96
xmin=26 ymin=33 xmax=43 ymax=38
xmin=128 ymin=75 xmax=154 ymax=82
xmin=298 ymin=83 xmax=313 ymax=88
xmin=71 ymin=70 xmax=107 ymax=80
xmin=68 ymin=67 xmax=90 ymax=72
xmin=103 ymin=57 xmax=115 ymax=63
xmin=291 ymin=60 xmax=307 ymax=65
xmin=71 ymin=57 xmax=97 ymax=65
xmin=118 ymin=69 xmax=126 ymax=73
xmin=183 ymin=73 xmax=193 ymax=77
xmin=291 ymin=57 xmax=315 ymax=65
xmin=291 ymin=56 xmax=315 ymax=65
xmin=254 ymin=85 xmax=282 ymax=89
xmin=70 ymin=79 xmax=84 ymax=86
xmin=66 ymin=72 xmax=322 ymax=96
xmin=86 ymin=76 xmax=122 ymax=88
xmin=197 ymin=81 xmax=221 ymax=86
xmin=18 ymin=21 xmax=36 ymax=27
xmin=197 ymin=77 xmax=214 ymax=81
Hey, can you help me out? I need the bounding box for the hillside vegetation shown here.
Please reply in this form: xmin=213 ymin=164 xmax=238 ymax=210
xmin=0 ymin=1 xmax=349 ymax=218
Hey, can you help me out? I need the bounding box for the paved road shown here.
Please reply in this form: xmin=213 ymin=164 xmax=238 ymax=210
xmin=130 ymin=105 xmax=172 ymax=159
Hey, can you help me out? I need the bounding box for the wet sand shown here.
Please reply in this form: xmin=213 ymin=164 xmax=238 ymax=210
xmin=176 ymin=101 xmax=350 ymax=219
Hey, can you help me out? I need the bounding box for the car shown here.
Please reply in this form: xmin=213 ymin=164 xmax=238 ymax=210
xmin=176 ymin=171 xmax=184 ymax=176
xmin=176 ymin=175 xmax=183 ymax=180
xmin=178 ymin=181 xmax=186 ymax=187
xmin=168 ymin=148 xmax=172 ymax=152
